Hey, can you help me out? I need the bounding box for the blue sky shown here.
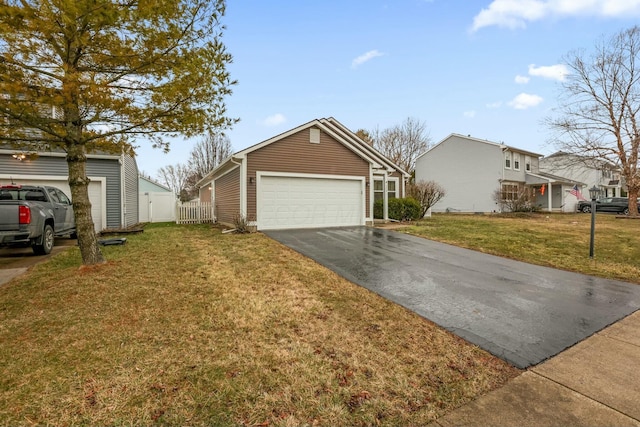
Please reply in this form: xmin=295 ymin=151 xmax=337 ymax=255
xmin=136 ymin=0 xmax=640 ymax=176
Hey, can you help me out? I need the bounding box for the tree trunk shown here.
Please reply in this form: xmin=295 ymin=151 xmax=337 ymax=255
xmin=67 ymin=143 xmax=106 ymax=265
xmin=628 ymin=187 xmax=639 ymax=217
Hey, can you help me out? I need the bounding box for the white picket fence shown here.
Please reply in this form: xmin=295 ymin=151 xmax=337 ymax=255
xmin=176 ymin=201 xmax=214 ymax=224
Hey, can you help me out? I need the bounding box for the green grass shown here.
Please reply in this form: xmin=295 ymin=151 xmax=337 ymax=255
xmin=0 ymin=223 xmax=518 ymax=426
xmin=404 ymin=213 xmax=640 ymax=284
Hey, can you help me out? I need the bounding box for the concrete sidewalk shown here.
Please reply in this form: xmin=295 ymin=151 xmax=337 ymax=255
xmin=432 ymin=309 xmax=640 ymax=427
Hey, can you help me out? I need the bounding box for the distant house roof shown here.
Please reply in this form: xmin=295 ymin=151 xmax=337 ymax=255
xmin=139 ymin=175 xmax=172 ymax=192
xmin=542 ymin=151 xmax=620 ymax=169
xmin=418 ymin=133 xmax=543 ymax=161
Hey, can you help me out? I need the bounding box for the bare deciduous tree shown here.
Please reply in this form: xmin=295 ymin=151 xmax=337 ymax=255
xmin=369 ymin=117 xmax=431 ymax=173
xmin=157 ymin=164 xmax=192 ymax=202
xmin=546 ymin=26 xmax=640 ymax=217
xmin=407 ymin=180 xmax=446 ymax=218
xmin=188 ymin=132 xmax=233 ymax=180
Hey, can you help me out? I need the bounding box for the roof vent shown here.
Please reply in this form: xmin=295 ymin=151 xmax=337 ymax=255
xmin=310 ymin=128 xmax=320 ymax=144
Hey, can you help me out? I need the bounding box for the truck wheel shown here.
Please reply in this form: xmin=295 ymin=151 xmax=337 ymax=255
xmin=623 ymin=207 xmax=629 ymax=215
xmin=33 ymin=224 xmax=54 ymax=255
xmin=581 ymin=205 xmax=591 ymax=213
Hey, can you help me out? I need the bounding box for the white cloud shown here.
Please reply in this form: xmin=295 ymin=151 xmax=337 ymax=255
xmin=486 ymin=101 xmax=503 ymax=108
xmin=515 ymin=75 xmax=530 ymax=84
xmin=351 ymin=50 xmax=384 ymax=69
xmin=260 ymin=113 xmax=286 ymax=127
xmin=471 ymin=0 xmax=640 ymax=32
xmin=528 ymin=63 xmax=569 ymax=81
xmin=508 ymin=93 xmax=544 ymax=109
xmin=464 ymin=110 xmax=477 ymax=118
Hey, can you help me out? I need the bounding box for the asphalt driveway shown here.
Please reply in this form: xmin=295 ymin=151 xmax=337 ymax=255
xmin=265 ymin=226 xmax=640 ymax=369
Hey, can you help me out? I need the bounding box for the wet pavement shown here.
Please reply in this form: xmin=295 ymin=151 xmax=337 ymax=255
xmin=265 ymin=226 xmax=640 ymax=369
xmin=0 ymin=237 xmax=76 ymax=286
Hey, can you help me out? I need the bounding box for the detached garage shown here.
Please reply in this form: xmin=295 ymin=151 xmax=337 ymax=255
xmin=0 ymin=149 xmax=139 ymax=232
xmin=197 ymin=118 xmax=409 ymax=230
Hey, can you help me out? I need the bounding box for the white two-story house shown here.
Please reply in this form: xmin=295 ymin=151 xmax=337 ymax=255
xmin=414 ymin=134 xmax=583 ymax=213
xmin=539 ymin=152 xmax=626 ymax=198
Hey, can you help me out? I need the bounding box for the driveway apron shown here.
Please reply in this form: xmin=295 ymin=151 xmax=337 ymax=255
xmin=264 ymin=227 xmax=640 ymax=369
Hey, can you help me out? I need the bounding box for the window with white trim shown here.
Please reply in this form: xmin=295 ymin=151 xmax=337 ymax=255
xmin=513 ymin=153 xmax=520 ymax=170
xmin=501 ymin=183 xmax=519 ymax=200
xmin=504 ymin=152 xmax=512 ymax=169
xmin=387 ymin=180 xmax=397 ymax=200
xmin=374 ymin=179 xmax=384 ymax=203
xmin=525 ymin=156 xmax=531 ymax=171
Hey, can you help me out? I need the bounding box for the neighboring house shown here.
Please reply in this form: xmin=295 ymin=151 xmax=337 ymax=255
xmin=415 ymin=134 xmax=583 ymax=213
xmin=196 ymin=117 xmax=410 ymax=230
xmin=0 ymin=148 xmax=139 ymax=231
xmin=139 ymin=175 xmax=176 ymax=223
xmin=539 ymin=151 xmax=626 ymax=199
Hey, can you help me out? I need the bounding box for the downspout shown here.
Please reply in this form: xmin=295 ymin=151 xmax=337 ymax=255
xmin=120 ymin=153 xmax=125 ymax=228
xmin=230 ymin=156 xmax=246 ymax=218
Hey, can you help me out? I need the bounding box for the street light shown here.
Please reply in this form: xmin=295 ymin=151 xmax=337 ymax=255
xmin=588 ymin=185 xmax=602 ymax=259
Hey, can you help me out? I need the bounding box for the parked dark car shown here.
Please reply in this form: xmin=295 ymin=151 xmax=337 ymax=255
xmin=577 ymin=197 xmax=640 ymax=215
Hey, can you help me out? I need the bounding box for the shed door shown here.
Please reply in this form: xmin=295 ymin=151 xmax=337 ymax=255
xmin=8 ymin=178 xmax=104 ymax=232
xmin=257 ymin=175 xmax=363 ymax=230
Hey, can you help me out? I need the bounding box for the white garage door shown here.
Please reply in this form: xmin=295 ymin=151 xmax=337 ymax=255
xmin=258 ymin=175 xmax=363 ymax=230
xmin=4 ymin=178 xmax=104 ymax=232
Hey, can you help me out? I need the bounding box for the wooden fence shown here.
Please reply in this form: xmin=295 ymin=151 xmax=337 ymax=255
xmin=176 ymin=201 xmax=214 ymax=224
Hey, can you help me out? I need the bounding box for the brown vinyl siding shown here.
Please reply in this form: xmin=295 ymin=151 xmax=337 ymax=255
xmin=199 ymin=186 xmax=211 ymax=203
xmin=214 ymin=167 xmax=240 ymax=225
xmin=246 ymin=128 xmax=370 ymax=219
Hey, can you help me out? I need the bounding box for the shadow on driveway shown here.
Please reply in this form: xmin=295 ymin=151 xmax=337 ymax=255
xmin=265 ymin=227 xmax=640 ymax=369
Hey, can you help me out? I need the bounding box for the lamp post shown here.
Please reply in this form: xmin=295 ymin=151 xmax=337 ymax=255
xmin=588 ymin=186 xmax=602 ymax=259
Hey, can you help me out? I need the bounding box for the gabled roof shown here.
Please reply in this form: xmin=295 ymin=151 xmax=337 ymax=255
xmin=417 ymin=133 xmax=543 ymax=161
xmin=525 ymin=171 xmax=584 ymax=186
xmin=139 ymin=175 xmax=172 ymax=192
xmin=196 ymin=118 xmax=409 ymax=187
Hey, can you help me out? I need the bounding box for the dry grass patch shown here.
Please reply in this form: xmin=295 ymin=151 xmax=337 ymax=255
xmin=0 ymin=223 xmax=519 ymax=426
xmin=405 ymin=213 xmax=640 ymax=284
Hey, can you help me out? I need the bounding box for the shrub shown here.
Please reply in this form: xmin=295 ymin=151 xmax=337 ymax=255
xmin=376 ymin=197 xmax=422 ymax=221
xmin=233 ymin=213 xmax=251 ymax=233
xmin=492 ymin=187 xmax=541 ymax=213
xmin=407 ymin=180 xmax=446 ymax=218
xmin=374 ymin=199 xmax=383 ymax=219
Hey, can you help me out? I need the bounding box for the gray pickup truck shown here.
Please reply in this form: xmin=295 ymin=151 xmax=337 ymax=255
xmin=0 ymin=184 xmax=76 ymax=255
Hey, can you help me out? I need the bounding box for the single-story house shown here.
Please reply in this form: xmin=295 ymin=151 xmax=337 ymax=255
xmin=197 ymin=117 xmax=410 ymax=230
xmin=139 ymin=175 xmax=176 ymax=223
xmin=0 ymin=148 xmax=139 ymax=231
xmin=415 ymin=134 xmax=582 ymax=213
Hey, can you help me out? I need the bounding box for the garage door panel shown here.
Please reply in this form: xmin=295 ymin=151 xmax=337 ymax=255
xmin=258 ymin=175 xmax=363 ymax=230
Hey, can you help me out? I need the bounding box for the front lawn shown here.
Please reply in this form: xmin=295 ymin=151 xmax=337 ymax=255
xmin=0 ymin=223 xmax=518 ymax=426
xmin=404 ymin=213 xmax=640 ymax=284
